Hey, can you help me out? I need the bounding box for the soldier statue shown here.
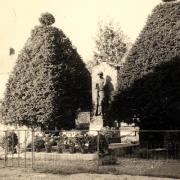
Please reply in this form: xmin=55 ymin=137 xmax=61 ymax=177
xmin=94 ymin=72 xmax=106 ymax=116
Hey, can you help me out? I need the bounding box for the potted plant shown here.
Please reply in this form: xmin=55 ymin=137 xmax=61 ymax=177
xmin=34 ymin=136 xmax=45 ymax=152
xmin=56 ymin=132 xmax=65 ymax=153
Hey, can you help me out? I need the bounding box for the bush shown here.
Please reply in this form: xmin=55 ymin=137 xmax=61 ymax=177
xmin=111 ymin=1 xmax=180 ymax=131
xmin=39 ymin=12 xmax=55 ymax=26
xmin=44 ymin=134 xmax=57 ymax=153
xmin=27 ymin=135 xmax=45 ymax=152
xmin=2 ymin=13 xmax=91 ymax=130
xmin=164 ymin=132 xmax=180 ymax=158
xmin=88 ymin=134 xmax=109 ymax=154
xmin=162 ymin=0 xmax=177 ymax=2
xmin=55 ymin=132 xmax=109 ymax=154
xmin=56 ymin=134 xmax=65 ymax=153
xmin=34 ymin=136 xmax=45 ymax=152
xmin=0 ymin=131 xmax=18 ymax=153
xmin=100 ymin=126 xmax=120 ymax=143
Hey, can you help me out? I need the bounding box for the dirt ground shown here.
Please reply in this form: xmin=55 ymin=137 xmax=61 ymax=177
xmin=0 ymin=167 xmax=179 ymax=180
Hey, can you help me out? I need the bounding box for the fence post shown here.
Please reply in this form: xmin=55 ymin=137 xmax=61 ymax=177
xmin=4 ymin=131 xmax=7 ymax=167
xmin=17 ymin=131 xmax=20 ymax=167
xmin=11 ymin=131 xmax=14 ymax=167
xmin=24 ymin=130 xmax=27 ymax=168
xmin=146 ymin=143 xmax=149 ymax=159
xmin=31 ymin=130 xmax=35 ymax=169
xmin=97 ymin=131 xmax=100 ymax=170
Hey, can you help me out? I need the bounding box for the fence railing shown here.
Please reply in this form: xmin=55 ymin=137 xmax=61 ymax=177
xmin=0 ymin=129 xmax=180 ymax=175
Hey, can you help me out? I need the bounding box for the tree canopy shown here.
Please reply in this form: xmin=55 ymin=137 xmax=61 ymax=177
xmin=93 ymin=20 xmax=130 ymax=65
xmin=110 ymin=1 xmax=180 ymax=130
xmin=2 ymin=13 xmax=91 ymax=130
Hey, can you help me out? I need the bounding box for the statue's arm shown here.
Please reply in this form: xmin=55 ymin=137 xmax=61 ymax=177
xmin=95 ymin=83 xmax=99 ymax=89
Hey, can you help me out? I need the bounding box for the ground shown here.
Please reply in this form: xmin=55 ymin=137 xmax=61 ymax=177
xmin=1 ymin=156 xmax=180 ymax=179
xmin=0 ymin=167 xmax=179 ymax=180
xmin=1 ymin=150 xmax=180 ymax=179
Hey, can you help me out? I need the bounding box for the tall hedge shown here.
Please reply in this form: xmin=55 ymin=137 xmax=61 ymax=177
xmin=110 ymin=2 xmax=180 ymax=130
xmin=162 ymin=0 xmax=177 ymax=2
xmin=2 ymin=13 xmax=91 ymax=130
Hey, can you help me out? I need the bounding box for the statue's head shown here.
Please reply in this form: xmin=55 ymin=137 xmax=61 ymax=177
xmin=98 ymin=72 xmax=103 ymax=77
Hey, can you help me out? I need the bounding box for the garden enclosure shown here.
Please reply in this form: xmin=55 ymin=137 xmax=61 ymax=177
xmin=0 ymin=129 xmax=180 ymax=177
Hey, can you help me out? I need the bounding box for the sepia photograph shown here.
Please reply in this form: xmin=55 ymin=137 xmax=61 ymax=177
xmin=0 ymin=0 xmax=180 ymax=179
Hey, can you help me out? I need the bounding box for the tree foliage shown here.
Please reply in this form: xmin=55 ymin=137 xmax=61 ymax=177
xmin=110 ymin=2 xmax=180 ymax=130
xmin=2 ymin=13 xmax=91 ymax=130
xmin=162 ymin=0 xmax=177 ymax=2
xmin=39 ymin=12 xmax=55 ymax=26
xmin=93 ymin=20 xmax=130 ymax=65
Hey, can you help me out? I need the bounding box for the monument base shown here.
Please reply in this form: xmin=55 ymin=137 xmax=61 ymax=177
xmin=88 ymin=116 xmax=103 ymax=136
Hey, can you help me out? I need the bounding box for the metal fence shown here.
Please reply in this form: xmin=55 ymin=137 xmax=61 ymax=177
xmin=0 ymin=129 xmax=180 ymax=176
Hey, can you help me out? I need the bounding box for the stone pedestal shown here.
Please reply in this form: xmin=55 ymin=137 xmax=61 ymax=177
xmin=89 ymin=116 xmax=103 ymax=135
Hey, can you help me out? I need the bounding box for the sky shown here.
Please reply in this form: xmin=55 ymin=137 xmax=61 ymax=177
xmin=0 ymin=0 xmax=162 ymax=98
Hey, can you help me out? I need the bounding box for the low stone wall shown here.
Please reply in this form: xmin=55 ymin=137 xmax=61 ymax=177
xmin=120 ymin=122 xmax=139 ymax=144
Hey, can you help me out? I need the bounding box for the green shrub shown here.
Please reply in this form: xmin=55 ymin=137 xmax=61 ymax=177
xmin=0 ymin=131 xmax=18 ymax=153
xmin=34 ymin=136 xmax=45 ymax=152
xmin=162 ymin=0 xmax=177 ymax=2
xmin=44 ymin=134 xmax=57 ymax=153
xmin=39 ymin=12 xmax=55 ymax=26
xmin=110 ymin=1 xmax=180 ymax=131
xmin=2 ymin=13 xmax=91 ymax=130
xmin=100 ymin=126 xmax=120 ymax=143
xmin=27 ymin=136 xmax=45 ymax=152
xmin=55 ymin=132 xmax=109 ymax=154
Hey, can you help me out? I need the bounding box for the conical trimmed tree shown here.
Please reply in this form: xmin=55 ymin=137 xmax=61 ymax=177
xmin=2 ymin=13 xmax=91 ymax=130
xmin=110 ymin=2 xmax=180 ymax=130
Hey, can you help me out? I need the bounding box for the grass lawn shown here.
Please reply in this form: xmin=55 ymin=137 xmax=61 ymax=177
xmin=0 ymin=167 xmax=179 ymax=180
xmin=0 ymin=154 xmax=180 ymax=179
